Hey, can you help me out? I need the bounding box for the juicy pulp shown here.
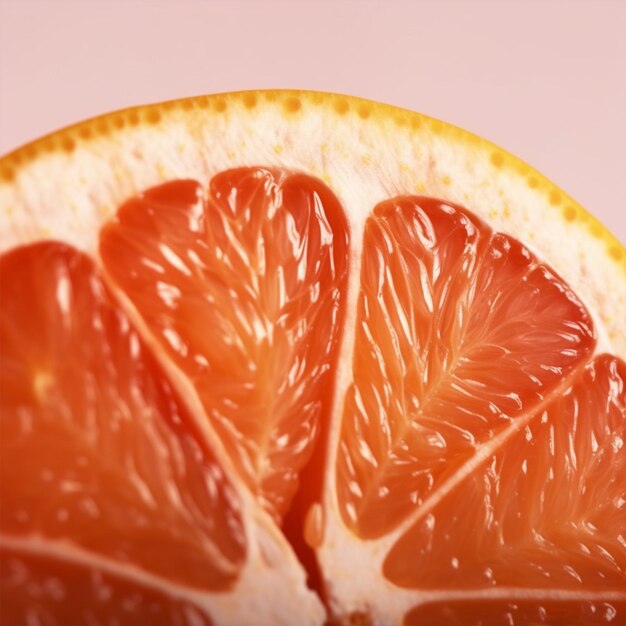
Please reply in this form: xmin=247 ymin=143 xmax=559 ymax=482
xmin=1 ymin=166 xmax=624 ymax=625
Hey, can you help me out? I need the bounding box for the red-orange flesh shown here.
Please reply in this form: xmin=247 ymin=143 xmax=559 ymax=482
xmin=99 ymin=169 xmax=349 ymax=524
xmin=1 ymin=168 xmax=624 ymax=625
xmin=1 ymin=548 xmax=213 ymax=626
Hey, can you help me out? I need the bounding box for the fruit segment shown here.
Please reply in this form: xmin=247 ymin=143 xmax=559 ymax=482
xmin=403 ymin=597 xmax=626 ymax=626
xmin=100 ymin=168 xmax=349 ymax=522
xmin=385 ymin=354 xmax=626 ymax=591
xmin=0 ymin=243 xmax=245 ymax=592
xmin=336 ymin=197 xmax=596 ymax=538
xmin=1 ymin=548 xmax=213 ymax=626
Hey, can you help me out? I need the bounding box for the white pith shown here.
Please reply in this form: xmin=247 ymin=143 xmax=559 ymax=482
xmin=1 ymin=91 xmax=624 ymax=626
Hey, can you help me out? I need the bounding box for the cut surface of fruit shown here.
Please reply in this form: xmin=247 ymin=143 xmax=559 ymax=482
xmin=337 ymin=197 xmax=596 ymax=539
xmin=99 ymin=168 xmax=349 ymax=523
xmin=1 ymin=91 xmax=625 ymax=626
xmin=0 ymin=239 xmax=325 ymax=626
xmin=0 ymin=547 xmax=213 ymax=626
xmin=404 ymin=597 xmax=626 ymax=626
xmin=384 ymin=354 xmax=626 ymax=591
xmin=0 ymin=242 xmax=245 ymax=591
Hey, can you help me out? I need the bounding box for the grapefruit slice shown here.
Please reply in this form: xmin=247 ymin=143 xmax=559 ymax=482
xmin=0 ymin=90 xmax=624 ymax=625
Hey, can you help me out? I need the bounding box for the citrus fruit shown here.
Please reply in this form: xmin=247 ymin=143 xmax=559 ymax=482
xmin=1 ymin=90 xmax=624 ymax=626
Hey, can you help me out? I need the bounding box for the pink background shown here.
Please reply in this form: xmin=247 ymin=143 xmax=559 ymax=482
xmin=0 ymin=0 xmax=624 ymax=242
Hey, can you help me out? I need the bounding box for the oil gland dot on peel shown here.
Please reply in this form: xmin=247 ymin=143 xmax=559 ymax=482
xmin=358 ymin=103 xmax=371 ymax=119
xmin=62 ymin=137 xmax=76 ymax=153
xmin=304 ymin=503 xmax=324 ymax=548
xmin=0 ymin=165 xmax=15 ymax=182
xmin=490 ymin=152 xmax=504 ymax=168
xmin=284 ymin=96 xmax=301 ymax=113
xmin=146 ymin=109 xmax=161 ymax=125
xmin=564 ymin=206 xmax=577 ymax=222
xmin=335 ymin=99 xmax=349 ymax=115
xmin=549 ymin=190 xmax=561 ymax=206
xmin=243 ymin=93 xmax=257 ymax=109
